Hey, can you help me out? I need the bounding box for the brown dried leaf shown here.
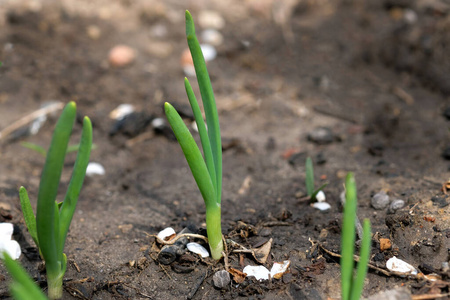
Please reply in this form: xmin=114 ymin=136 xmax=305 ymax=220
xmin=252 ymin=238 xmax=272 ymax=264
xmin=228 ymin=268 xmax=246 ymax=284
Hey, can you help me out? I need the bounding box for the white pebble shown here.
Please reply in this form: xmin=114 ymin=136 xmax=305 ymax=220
xmin=200 ymin=44 xmax=217 ymax=62
xmin=109 ymin=104 xmax=135 ymax=120
xmin=86 ymin=162 xmax=105 ymax=176
xmin=0 ymin=223 xmax=21 ymax=260
xmin=201 ymin=29 xmax=223 ymax=46
xmin=386 ymin=256 xmax=417 ymax=275
xmin=315 ymin=191 xmax=326 ymax=202
xmin=270 ymin=260 xmax=290 ymax=279
xmin=186 ymin=242 xmax=209 ymax=258
xmin=157 ymin=227 xmax=176 ymax=241
xmin=198 ymin=10 xmax=225 ymax=30
xmin=312 ymin=202 xmax=331 ymax=211
xmin=243 ymin=265 xmax=270 ymax=280
xmin=0 ymin=223 xmax=14 ymax=238
xmin=151 ymin=118 xmax=165 ymax=129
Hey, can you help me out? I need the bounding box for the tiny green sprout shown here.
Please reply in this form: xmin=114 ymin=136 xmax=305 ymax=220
xmin=19 ymin=102 xmax=93 ymax=299
xmin=305 ymin=157 xmax=327 ymax=201
xmin=2 ymin=252 xmax=48 ymax=300
xmin=341 ymin=173 xmax=372 ymax=300
xmin=164 ymin=10 xmax=223 ymax=260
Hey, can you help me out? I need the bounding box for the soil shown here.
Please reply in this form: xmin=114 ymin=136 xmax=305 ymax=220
xmin=0 ymin=0 xmax=450 ymax=299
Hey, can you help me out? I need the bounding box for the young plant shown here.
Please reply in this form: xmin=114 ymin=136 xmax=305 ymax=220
xmin=305 ymin=157 xmax=327 ymax=201
xmin=19 ymin=102 xmax=93 ymax=299
xmin=164 ymin=11 xmax=223 ymax=260
xmin=2 ymin=252 xmax=48 ymax=300
xmin=341 ymin=173 xmax=372 ymax=300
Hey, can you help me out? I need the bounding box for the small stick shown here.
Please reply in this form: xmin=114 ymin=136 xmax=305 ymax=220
xmin=0 ymin=102 xmax=64 ymax=141
xmin=411 ymin=293 xmax=450 ymax=300
xmin=187 ymin=272 xmax=207 ymax=300
xmin=145 ymin=232 xmax=208 ymax=245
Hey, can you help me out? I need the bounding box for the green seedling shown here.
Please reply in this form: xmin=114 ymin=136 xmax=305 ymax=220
xmin=305 ymin=157 xmax=327 ymax=201
xmin=2 ymin=252 xmax=48 ymax=300
xmin=341 ymin=173 xmax=371 ymax=300
xmin=21 ymin=141 xmax=96 ymax=157
xmin=164 ymin=11 xmax=223 ymax=260
xmin=19 ymin=102 xmax=92 ymax=299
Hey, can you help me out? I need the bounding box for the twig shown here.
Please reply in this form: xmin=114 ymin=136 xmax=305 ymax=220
xmin=411 ymin=293 xmax=450 ymax=300
xmin=187 ymin=272 xmax=207 ymax=300
xmin=145 ymin=232 xmax=208 ymax=245
xmin=0 ymin=102 xmax=64 ymax=141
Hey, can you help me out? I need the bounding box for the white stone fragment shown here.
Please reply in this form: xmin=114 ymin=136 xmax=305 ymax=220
xmin=151 ymin=118 xmax=165 ymax=129
xmin=386 ymin=256 xmax=417 ymax=275
xmin=315 ymin=190 xmax=326 ymax=202
xmin=0 ymin=223 xmax=21 ymax=260
xmin=86 ymin=162 xmax=105 ymax=176
xmin=243 ymin=265 xmax=270 ymax=280
xmin=312 ymin=202 xmax=331 ymax=211
xmin=198 ymin=10 xmax=225 ymax=30
xmin=201 ymin=29 xmax=224 ymax=46
xmin=157 ymin=227 xmax=176 ymax=241
xmin=270 ymin=260 xmax=290 ymax=279
xmin=187 ymin=242 xmax=210 ymax=258
xmin=200 ymin=44 xmax=217 ymax=62
xmin=0 ymin=223 xmax=14 ymax=238
xmin=109 ymin=104 xmax=135 ymax=120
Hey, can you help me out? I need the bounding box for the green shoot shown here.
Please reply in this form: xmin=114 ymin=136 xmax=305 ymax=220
xmin=341 ymin=173 xmax=372 ymax=300
xmin=19 ymin=102 xmax=92 ymax=299
xmin=164 ymin=10 xmax=223 ymax=260
xmin=305 ymin=157 xmax=327 ymax=201
xmin=2 ymin=252 xmax=48 ymax=300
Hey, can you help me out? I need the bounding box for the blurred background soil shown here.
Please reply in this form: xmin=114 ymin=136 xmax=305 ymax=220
xmin=0 ymin=0 xmax=449 ymax=299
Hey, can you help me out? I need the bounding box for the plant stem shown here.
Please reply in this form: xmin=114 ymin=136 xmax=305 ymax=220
xmin=46 ymin=271 xmax=63 ymax=300
xmin=205 ymin=203 xmax=223 ymax=260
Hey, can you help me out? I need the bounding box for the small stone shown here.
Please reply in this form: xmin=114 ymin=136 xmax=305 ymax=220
xmin=371 ymin=191 xmax=390 ymax=210
xmin=379 ymin=238 xmax=392 ymax=251
xmin=213 ymin=270 xmax=230 ymax=289
xmin=367 ymin=287 xmax=411 ymax=300
xmin=146 ymin=41 xmax=173 ymax=59
xmin=312 ymin=202 xmax=331 ymax=211
xmin=315 ymin=191 xmax=326 ymax=202
xmin=86 ymin=162 xmax=105 ymax=176
xmin=108 ymin=45 xmax=136 ymax=68
xmin=198 ymin=10 xmax=225 ymax=30
xmin=186 ymin=242 xmax=209 ymax=258
xmin=386 ymin=256 xmax=417 ymax=275
xmin=86 ymin=25 xmax=101 ymax=40
xmin=243 ymin=265 xmax=270 ymax=280
xmin=201 ymin=29 xmax=224 ymax=46
xmin=389 ymin=199 xmax=405 ymax=213
xmin=118 ymin=224 xmax=133 ymax=234
xmin=307 ymin=127 xmax=334 ymax=145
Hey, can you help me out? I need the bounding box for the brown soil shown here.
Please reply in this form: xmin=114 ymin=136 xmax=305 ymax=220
xmin=0 ymin=0 xmax=449 ymax=299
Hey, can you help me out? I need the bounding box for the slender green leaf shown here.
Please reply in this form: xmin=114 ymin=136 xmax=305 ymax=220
xmin=350 ymin=219 xmax=371 ymax=300
xmin=18 ymin=187 xmax=38 ymax=248
xmin=21 ymin=142 xmax=47 ymax=157
xmin=184 ymin=78 xmax=216 ymax=195
xmin=2 ymin=252 xmax=48 ymax=300
xmin=59 ymin=117 xmax=92 ymax=252
xmin=305 ymin=157 xmax=314 ymax=197
xmin=164 ymin=102 xmax=216 ymax=210
xmin=185 ymin=10 xmax=222 ymax=204
xmin=341 ymin=173 xmax=357 ymax=300
xmin=36 ymin=102 xmax=76 ymax=274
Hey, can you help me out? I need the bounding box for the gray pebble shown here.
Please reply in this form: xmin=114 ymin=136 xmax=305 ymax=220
xmin=213 ymin=270 xmax=230 ymax=289
xmin=371 ymin=191 xmax=390 ymax=210
xmin=389 ymin=199 xmax=405 ymax=213
xmin=307 ymin=127 xmax=334 ymax=145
